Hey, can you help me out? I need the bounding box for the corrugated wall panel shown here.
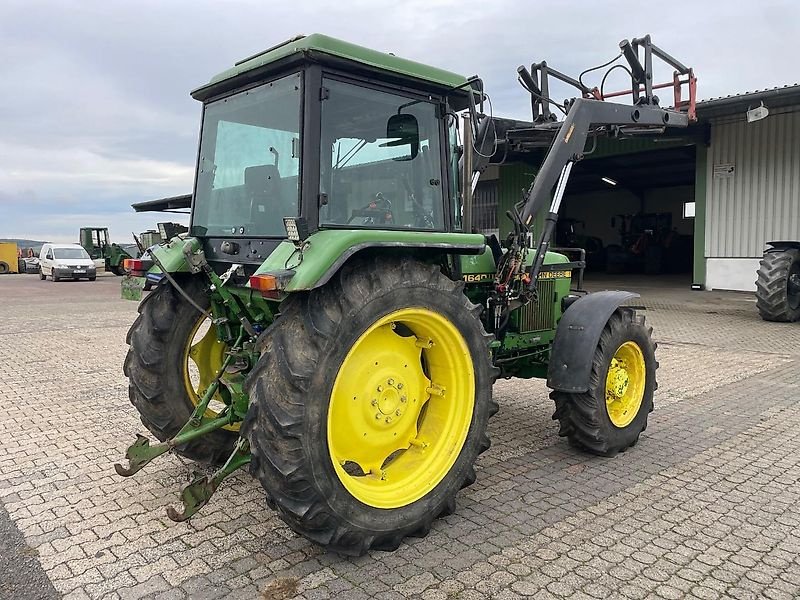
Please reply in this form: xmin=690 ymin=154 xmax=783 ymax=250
xmin=706 ymin=106 xmax=800 ymax=258
xmin=497 ymin=163 xmax=539 ymax=238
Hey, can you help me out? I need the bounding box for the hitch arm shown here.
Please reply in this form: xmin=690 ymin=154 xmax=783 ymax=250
xmin=114 ymin=335 xmax=242 ymax=477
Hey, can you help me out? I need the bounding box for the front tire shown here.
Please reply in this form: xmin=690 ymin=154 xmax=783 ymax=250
xmin=39 ymin=268 xmax=46 ymax=280
xmin=242 ymin=257 xmax=497 ymax=555
xmin=551 ymin=309 xmax=657 ymax=456
xmin=124 ymin=278 xmax=238 ymax=464
xmin=756 ymin=249 xmax=800 ymax=322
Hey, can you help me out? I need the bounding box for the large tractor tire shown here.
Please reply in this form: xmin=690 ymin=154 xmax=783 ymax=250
xmin=124 ymin=278 xmax=238 ymax=464
xmin=551 ymin=309 xmax=657 ymax=456
xmin=756 ymin=248 xmax=800 ymax=322
xmin=0 ymin=261 xmax=9 ymax=274
xmin=110 ymin=264 xmax=126 ymax=276
xmin=242 ymin=257 xmax=497 ymax=555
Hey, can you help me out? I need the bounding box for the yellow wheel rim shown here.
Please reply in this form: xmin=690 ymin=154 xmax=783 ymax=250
xmin=327 ymin=308 xmax=475 ymax=509
xmin=604 ymin=341 xmax=646 ymax=428
xmin=182 ymin=314 xmax=238 ymax=431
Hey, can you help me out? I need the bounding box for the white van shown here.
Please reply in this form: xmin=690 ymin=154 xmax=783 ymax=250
xmin=39 ymin=243 xmax=97 ymax=281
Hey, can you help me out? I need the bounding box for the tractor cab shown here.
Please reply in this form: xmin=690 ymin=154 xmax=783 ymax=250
xmin=187 ymin=34 xmax=479 ymax=269
xmin=80 ymin=227 xmax=111 ymax=261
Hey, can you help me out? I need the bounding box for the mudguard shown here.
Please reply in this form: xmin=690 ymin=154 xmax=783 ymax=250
xmin=547 ymin=290 xmax=639 ymax=393
xmin=765 ymin=241 xmax=800 ymax=253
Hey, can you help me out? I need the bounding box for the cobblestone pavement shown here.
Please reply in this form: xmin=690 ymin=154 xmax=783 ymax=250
xmin=1 ymin=273 xmax=799 ymax=600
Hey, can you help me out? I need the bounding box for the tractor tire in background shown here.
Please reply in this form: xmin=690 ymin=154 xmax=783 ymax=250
xmin=551 ymin=309 xmax=657 ymax=456
xmin=755 ymin=248 xmax=800 ymax=322
xmin=0 ymin=261 xmax=9 ymax=274
xmin=243 ymin=256 xmax=498 ymax=555
xmin=110 ymin=265 xmax=126 ymax=276
xmin=124 ymin=278 xmax=238 ymax=464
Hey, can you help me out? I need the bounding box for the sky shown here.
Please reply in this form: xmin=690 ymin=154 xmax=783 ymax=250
xmin=1 ymin=0 xmax=798 ymax=243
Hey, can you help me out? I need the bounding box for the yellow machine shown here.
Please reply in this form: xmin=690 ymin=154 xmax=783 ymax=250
xmin=0 ymin=243 xmax=19 ymax=274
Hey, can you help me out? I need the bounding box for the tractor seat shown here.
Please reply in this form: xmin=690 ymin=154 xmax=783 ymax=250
xmin=245 ymin=165 xmax=281 ymax=221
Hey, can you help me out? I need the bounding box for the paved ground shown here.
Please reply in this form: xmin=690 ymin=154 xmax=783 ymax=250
xmin=1 ymin=272 xmax=799 ymax=600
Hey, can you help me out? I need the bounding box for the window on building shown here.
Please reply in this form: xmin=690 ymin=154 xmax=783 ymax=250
xmin=683 ymin=201 xmax=696 ymax=219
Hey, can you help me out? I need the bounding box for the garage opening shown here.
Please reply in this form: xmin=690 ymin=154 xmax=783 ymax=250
xmin=557 ymin=145 xmax=697 ymax=281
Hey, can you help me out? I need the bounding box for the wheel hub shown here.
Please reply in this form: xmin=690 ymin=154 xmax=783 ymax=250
xmin=376 ymin=379 xmax=406 ymax=419
xmin=606 ymin=360 xmax=630 ymax=399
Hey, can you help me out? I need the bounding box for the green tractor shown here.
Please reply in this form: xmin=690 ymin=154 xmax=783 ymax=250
xmin=80 ymin=227 xmax=133 ymax=275
xmin=116 ymin=34 xmax=695 ymax=554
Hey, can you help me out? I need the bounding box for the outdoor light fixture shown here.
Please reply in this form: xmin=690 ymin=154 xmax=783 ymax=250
xmin=601 ymin=177 xmax=618 ymax=186
xmin=283 ymin=217 xmax=309 ymax=242
xmin=746 ymin=102 xmax=769 ymax=123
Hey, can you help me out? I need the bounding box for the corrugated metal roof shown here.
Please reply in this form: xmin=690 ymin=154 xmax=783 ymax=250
xmin=698 ymin=83 xmax=800 ymax=105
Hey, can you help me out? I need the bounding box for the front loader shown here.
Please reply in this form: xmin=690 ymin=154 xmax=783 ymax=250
xmin=117 ymin=34 xmax=695 ymax=555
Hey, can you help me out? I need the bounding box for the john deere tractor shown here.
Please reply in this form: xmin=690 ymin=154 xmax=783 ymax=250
xmin=117 ymin=34 xmax=695 ymax=554
xmin=80 ymin=227 xmax=133 ymax=275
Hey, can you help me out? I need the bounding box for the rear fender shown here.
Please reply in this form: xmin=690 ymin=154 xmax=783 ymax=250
xmin=765 ymin=241 xmax=800 ymax=253
xmin=547 ymin=290 xmax=639 ymax=393
xmin=253 ymin=229 xmax=486 ymax=292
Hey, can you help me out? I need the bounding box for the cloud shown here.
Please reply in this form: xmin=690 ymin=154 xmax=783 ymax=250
xmin=2 ymin=0 xmax=799 ymax=241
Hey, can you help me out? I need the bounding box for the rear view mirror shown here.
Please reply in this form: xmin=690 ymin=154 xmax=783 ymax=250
xmin=382 ymin=113 xmax=419 ymax=160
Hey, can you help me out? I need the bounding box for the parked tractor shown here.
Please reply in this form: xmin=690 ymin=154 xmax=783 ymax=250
xmin=116 ymin=34 xmax=696 ymax=554
xmin=756 ymin=242 xmax=800 ymax=322
xmin=79 ymin=227 xmax=133 ymax=275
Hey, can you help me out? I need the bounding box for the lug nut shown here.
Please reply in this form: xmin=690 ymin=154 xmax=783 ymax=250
xmin=397 ymin=383 xmax=403 ymax=390
xmin=388 ymin=378 xmax=395 ymax=386
xmin=377 ymin=385 xmax=383 ymax=392
xmin=371 ymin=399 xmax=378 ymax=406
xmin=400 ymin=396 xmax=407 ymax=403
xmin=375 ymin=413 xmax=382 ymax=420
xmin=385 ymin=417 xmax=392 ymax=423
xmin=395 ymin=409 xmax=401 ymax=416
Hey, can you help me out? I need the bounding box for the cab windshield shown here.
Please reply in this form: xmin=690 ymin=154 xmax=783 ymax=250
xmin=191 ymin=73 xmax=302 ymax=237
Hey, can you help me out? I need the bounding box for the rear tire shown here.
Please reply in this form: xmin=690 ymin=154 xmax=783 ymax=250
xmin=551 ymin=309 xmax=657 ymax=456
xmin=124 ymin=278 xmax=238 ymax=464
xmin=242 ymin=257 xmax=498 ymax=555
xmin=0 ymin=261 xmax=9 ymax=274
xmin=756 ymin=249 xmax=800 ymax=322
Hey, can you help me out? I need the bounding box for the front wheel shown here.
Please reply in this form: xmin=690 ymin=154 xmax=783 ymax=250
xmin=39 ymin=268 xmax=46 ymax=281
xmin=551 ymin=309 xmax=657 ymax=456
xmin=242 ymin=257 xmax=497 ymax=555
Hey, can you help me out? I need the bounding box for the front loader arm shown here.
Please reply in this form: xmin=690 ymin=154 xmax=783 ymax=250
xmin=520 ymin=98 xmax=688 ymax=291
xmin=519 ymin=98 xmax=687 ymax=228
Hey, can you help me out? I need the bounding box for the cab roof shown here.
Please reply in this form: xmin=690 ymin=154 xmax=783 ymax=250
xmin=192 ymin=33 xmax=472 ymax=101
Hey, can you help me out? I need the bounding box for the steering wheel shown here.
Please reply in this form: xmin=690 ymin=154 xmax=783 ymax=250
xmin=348 ymin=192 xmax=394 ymax=225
